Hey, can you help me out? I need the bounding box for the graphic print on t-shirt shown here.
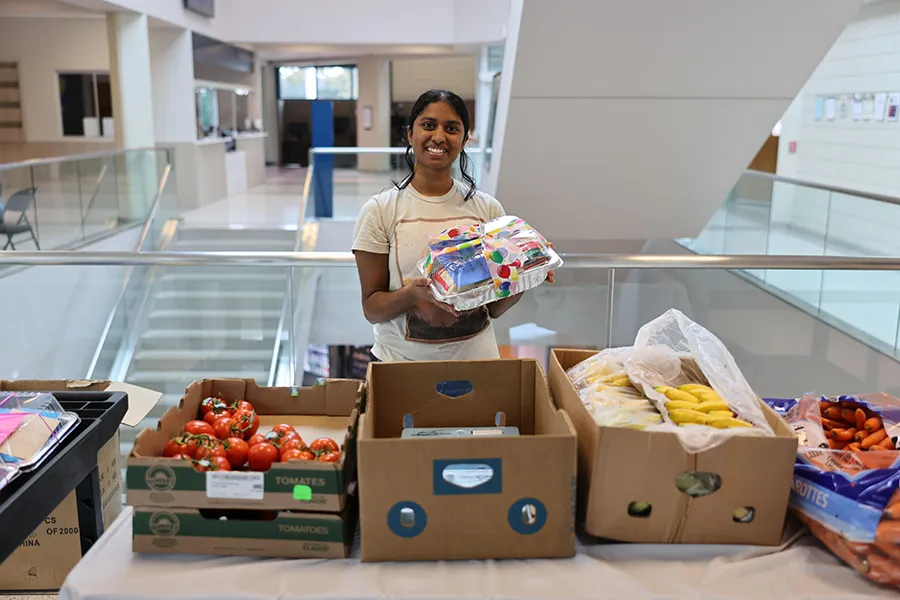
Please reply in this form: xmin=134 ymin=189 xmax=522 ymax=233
xmin=394 ymin=216 xmax=490 ymax=344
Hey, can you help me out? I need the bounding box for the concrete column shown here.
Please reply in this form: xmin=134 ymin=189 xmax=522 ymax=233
xmin=149 ymin=26 xmax=199 ymax=216
xmin=355 ymin=58 xmax=391 ymax=172
xmin=149 ymin=27 xmax=196 ymax=144
xmin=261 ymin=64 xmax=279 ymax=165
xmin=106 ymin=12 xmax=157 ymax=221
xmin=474 ymin=46 xmax=495 ymax=152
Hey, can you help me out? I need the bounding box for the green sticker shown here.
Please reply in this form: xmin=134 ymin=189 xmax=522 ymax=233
xmin=293 ymin=484 xmax=312 ymax=501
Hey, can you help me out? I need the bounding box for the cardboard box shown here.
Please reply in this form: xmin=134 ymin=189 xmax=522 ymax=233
xmin=0 ymin=379 xmax=161 ymax=591
xmin=132 ymin=503 xmax=354 ymax=559
xmin=127 ymin=378 xmax=361 ymax=512
xmin=358 ymin=359 xmax=577 ymax=562
xmin=549 ymin=349 xmax=799 ymax=545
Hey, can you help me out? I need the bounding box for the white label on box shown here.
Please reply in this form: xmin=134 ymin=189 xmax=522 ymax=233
xmin=205 ymin=471 xmax=265 ymax=500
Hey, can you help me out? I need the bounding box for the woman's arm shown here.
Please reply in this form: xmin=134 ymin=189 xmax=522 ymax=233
xmin=354 ymin=251 xmax=456 ymax=325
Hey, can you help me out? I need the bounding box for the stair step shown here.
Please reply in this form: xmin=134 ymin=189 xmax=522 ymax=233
xmin=147 ymin=308 xmax=281 ymax=330
xmin=152 ymin=290 xmax=285 ymax=311
xmin=173 ymin=239 xmax=295 ymax=251
xmin=131 ymin=349 xmax=274 ymax=372
xmin=176 ymin=228 xmax=297 ymax=243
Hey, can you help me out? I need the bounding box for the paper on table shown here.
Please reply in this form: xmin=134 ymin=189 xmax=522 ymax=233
xmin=852 ymin=94 xmax=863 ymax=120
xmin=888 ymin=92 xmax=900 ymax=121
xmin=874 ymin=92 xmax=887 ymax=121
xmin=0 ymin=413 xmax=60 ymax=460
xmin=0 ymin=413 xmax=26 ymax=445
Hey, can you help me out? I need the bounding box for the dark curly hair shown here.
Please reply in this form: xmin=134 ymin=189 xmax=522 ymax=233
xmin=393 ymin=89 xmax=477 ymax=201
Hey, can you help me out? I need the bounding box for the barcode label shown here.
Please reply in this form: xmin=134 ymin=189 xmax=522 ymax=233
xmin=206 ymin=471 xmax=265 ymax=500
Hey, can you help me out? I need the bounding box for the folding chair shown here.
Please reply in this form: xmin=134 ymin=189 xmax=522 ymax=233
xmin=0 ymin=187 xmax=40 ymax=250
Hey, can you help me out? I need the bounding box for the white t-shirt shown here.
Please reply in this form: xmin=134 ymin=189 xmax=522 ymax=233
xmin=351 ymin=180 xmax=505 ymax=362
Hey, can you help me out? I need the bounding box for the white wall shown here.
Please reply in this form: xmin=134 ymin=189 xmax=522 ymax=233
xmin=391 ymin=56 xmax=478 ymax=102
xmin=484 ymin=0 xmax=864 ymax=245
xmin=0 ymin=226 xmax=140 ymax=379
xmin=778 ymin=0 xmax=900 ymax=195
xmin=0 ymin=17 xmax=109 ymax=142
xmin=150 ymin=27 xmax=196 ymax=144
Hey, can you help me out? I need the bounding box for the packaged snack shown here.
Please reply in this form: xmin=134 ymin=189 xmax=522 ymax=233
xmin=766 ymin=393 xmax=900 ymax=587
xmin=0 ymin=392 xmax=80 ymax=471
xmin=419 ymin=216 xmax=562 ymax=311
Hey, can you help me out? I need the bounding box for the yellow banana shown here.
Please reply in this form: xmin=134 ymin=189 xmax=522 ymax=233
xmin=668 ymin=408 xmax=711 ymax=426
xmin=698 ymin=390 xmax=723 ymax=404
xmin=708 ymin=417 xmax=753 ymax=429
xmin=709 ymin=410 xmax=735 ymax=418
xmin=678 ymin=384 xmax=712 ymax=398
xmin=665 ymin=400 xmax=701 ymax=411
xmin=608 ymin=376 xmax=632 ymax=387
xmin=655 ymin=387 xmax=700 ymax=404
xmin=695 ymin=399 xmax=731 ymax=413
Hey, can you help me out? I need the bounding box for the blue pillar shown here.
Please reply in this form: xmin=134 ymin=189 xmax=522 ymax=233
xmin=311 ymin=101 xmax=334 ymax=218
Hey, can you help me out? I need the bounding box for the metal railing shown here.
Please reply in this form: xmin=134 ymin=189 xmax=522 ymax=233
xmin=5 ymin=250 xmax=899 ymax=356
xmin=0 ymin=146 xmax=163 ymax=172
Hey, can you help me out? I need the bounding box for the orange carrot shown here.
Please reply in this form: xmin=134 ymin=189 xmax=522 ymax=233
xmin=885 ymin=501 xmax=900 ymax=520
xmin=828 ymin=439 xmax=849 ymax=450
xmin=875 ymin=541 xmax=900 ymax=561
xmin=876 ymin=520 xmax=900 ymax=543
xmin=841 ymin=400 xmax=863 ymax=409
xmin=841 ymin=408 xmax=857 ymax=423
xmin=865 ymin=553 xmax=900 ymax=585
xmin=854 ymin=429 xmax=868 ymax=442
xmin=824 ymin=406 xmax=844 ymax=420
xmin=822 ymin=417 xmax=846 ymax=430
xmin=831 ymin=428 xmax=857 ymax=441
xmin=855 ymin=408 xmax=867 ymax=431
xmin=862 ymin=429 xmax=889 ymax=450
xmin=873 ymin=437 xmax=897 ymax=451
xmin=865 ymin=417 xmax=883 ymax=433
xmin=848 ymin=442 xmax=863 ymax=453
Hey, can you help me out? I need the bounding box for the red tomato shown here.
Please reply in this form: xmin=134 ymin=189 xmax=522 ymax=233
xmin=212 ymin=416 xmax=239 ymax=440
xmin=225 ymin=437 xmax=250 ymax=469
xmin=168 ymin=453 xmax=192 ymax=461
xmin=247 ymin=433 xmax=267 ymax=447
xmin=211 ymin=456 xmax=232 ymax=471
xmin=247 ymin=443 xmax=279 ymax=471
xmin=203 ymin=405 xmax=232 ymax=425
xmin=193 ymin=459 xmax=212 ymax=472
xmin=233 ymin=410 xmax=260 ymax=439
xmin=163 ymin=437 xmax=192 ymax=458
xmin=281 ymin=448 xmax=315 ymax=462
xmin=317 ymin=451 xmax=341 ymax=463
xmin=199 ymin=396 xmax=217 ymax=417
xmin=278 ymin=438 xmax=304 ymax=458
xmin=231 ymin=400 xmax=254 ymax=413
xmin=309 ymin=437 xmax=340 ymax=454
xmin=272 ymin=423 xmax=297 ymax=436
xmin=194 ymin=444 xmax=227 ymax=462
xmin=184 ymin=420 xmax=215 ymax=438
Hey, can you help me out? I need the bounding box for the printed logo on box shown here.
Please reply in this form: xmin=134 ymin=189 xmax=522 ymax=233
xmin=149 ymin=511 xmax=180 ymax=537
xmin=146 ymin=465 xmax=176 ymax=492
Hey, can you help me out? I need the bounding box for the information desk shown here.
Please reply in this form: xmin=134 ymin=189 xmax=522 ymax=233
xmin=61 ymin=508 xmax=895 ymax=600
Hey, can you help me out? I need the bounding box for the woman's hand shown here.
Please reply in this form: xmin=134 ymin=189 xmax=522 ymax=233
xmin=404 ymin=277 xmax=458 ymax=327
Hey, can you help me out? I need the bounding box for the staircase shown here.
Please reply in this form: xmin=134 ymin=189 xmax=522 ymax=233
xmin=120 ymin=226 xmax=296 ymax=455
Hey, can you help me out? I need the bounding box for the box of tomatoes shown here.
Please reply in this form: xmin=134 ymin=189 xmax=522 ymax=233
xmin=126 ymin=377 xmax=362 ymax=513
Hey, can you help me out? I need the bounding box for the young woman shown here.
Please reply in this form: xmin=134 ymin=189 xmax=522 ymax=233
xmin=352 ymin=89 xmax=528 ymax=362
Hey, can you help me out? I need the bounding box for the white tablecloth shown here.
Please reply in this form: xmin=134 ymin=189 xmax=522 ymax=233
xmin=61 ymin=508 xmax=896 ymax=600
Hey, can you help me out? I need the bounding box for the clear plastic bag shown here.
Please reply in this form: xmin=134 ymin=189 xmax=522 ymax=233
xmin=0 ymin=392 xmax=80 ymax=471
xmin=765 ymin=394 xmax=900 ymax=587
xmin=0 ymin=464 xmax=19 ymax=492
xmin=626 ymin=309 xmax=773 ymax=452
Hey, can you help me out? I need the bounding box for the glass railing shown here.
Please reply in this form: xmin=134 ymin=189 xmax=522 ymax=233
xmin=680 ymin=170 xmax=900 ymax=357
xmin=0 ymin=147 xmax=172 ymax=251
xmin=5 ymin=251 xmax=900 ymax=469
xmin=304 ymin=147 xmax=486 ymax=220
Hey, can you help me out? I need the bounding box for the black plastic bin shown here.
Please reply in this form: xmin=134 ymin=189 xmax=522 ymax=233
xmin=0 ymin=391 xmax=128 ymax=564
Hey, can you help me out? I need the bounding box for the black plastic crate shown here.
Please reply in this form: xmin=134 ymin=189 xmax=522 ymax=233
xmin=0 ymin=391 xmax=128 ymax=564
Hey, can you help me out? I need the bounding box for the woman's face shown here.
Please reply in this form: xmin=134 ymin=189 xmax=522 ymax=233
xmin=408 ymin=101 xmax=466 ymax=171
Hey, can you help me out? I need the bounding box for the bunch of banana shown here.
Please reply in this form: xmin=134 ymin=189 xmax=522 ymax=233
xmin=579 ymin=371 xmax=663 ymax=430
xmin=654 ymin=384 xmax=753 ymax=429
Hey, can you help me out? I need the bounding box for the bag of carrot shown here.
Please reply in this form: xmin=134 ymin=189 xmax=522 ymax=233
xmin=766 ymin=394 xmax=900 ymax=586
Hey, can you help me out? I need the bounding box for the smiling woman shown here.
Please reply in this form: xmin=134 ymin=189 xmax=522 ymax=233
xmin=351 ymin=89 xmax=523 ymax=363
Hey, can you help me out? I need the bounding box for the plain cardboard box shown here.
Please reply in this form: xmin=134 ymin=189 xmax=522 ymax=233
xmin=127 ymin=378 xmax=361 ymax=512
xmin=0 ymin=379 xmax=161 ymax=591
xmin=132 ymin=502 xmax=354 ymax=558
xmin=358 ymin=359 xmax=577 ymax=562
xmin=549 ymin=349 xmax=799 ymax=545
